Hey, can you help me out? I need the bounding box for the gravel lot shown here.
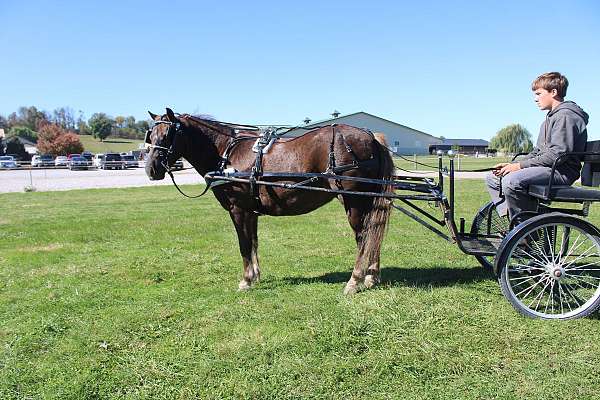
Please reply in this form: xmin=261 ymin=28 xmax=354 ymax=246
xmin=0 ymin=166 xmax=205 ymax=193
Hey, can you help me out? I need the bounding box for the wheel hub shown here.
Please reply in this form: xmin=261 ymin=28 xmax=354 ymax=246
xmin=546 ymin=263 xmax=565 ymax=281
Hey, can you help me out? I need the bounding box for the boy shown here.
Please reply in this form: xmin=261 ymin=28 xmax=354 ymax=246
xmin=486 ymin=72 xmax=589 ymax=221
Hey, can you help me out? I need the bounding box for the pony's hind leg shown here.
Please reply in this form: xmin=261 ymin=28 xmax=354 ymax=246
xmin=342 ymin=195 xmax=390 ymax=295
xmin=229 ymin=208 xmax=260 ymax=290
xmin=342 ymin=200 xmax=371 ymax=295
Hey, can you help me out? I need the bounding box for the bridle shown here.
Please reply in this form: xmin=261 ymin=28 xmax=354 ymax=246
xmin=145 ymin=119 xmax=214 ymax=198
xmin=145 ymin=114 xmax=263 ymax=198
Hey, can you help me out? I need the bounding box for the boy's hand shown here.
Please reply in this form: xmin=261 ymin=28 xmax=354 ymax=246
xmin=493 ymin=162 xmax=521 ymax=176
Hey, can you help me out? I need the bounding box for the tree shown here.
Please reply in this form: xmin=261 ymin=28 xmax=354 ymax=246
xmin=52 ymin=107 xmax=76 ymax=130
xmin=37 ymin=123 xmax=83 ymax=156
xmin=9 ymin=126 xmax=38 ymax=143
xmin=88 ymin=113 xmax=114 ymax=141
xmin=4 ymin=136 xmax=30 ymax=160
xmin=489 ymin=124 xmax=533 ymax=154
xmin=53 ymin=133 xmax=84 ymax=155
xmin=8 ymin=106 xmax=49 ymax=131
xmin=115 ymin=116 xmax=126 ymax=128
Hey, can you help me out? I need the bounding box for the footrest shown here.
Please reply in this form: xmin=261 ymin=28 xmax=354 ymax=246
xmin=457 ymin=235 xmax=503 ymax=256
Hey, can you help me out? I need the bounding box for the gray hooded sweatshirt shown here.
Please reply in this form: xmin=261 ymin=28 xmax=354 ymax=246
xmin=519 ymin=101 xmax=589 ymax=182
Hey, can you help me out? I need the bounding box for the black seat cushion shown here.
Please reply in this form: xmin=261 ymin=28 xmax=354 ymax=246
xmin=528 ymin=184 xmax=600 ymax=202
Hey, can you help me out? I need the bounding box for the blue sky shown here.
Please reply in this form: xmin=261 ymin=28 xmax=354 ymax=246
xmin=1 ymin=0 xmax=598 ymax=140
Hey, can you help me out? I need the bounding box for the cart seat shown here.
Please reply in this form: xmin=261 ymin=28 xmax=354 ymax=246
xmin=524 ymin=140 xmax=600 ymax=203
xmin=528 ymin=184 xmax=600 ymax=202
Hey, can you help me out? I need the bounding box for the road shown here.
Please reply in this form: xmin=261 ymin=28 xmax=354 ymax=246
xmin=0 ymin=166 xmax=206 ymax=193
xmin=0 ymin=166 xmax=487 ymax=194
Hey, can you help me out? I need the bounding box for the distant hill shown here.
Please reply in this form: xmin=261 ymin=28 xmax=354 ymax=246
xmin=79 ymin=135 xmax=143 ymax=153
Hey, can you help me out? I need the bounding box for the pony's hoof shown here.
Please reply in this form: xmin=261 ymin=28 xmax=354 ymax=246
xmin=364 ymin=275 xmax=380 ymax=289
xmin=238 ymin=280 xmax=252 ymax=291
xmin=343 ymin=281 xmax=360 ymax=295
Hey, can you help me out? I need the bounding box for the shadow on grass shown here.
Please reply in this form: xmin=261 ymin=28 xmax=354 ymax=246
xmin=280 ymin=265 xmax=492 ymax=288
xmin=101 ymin=139 xmax=135 ymax=144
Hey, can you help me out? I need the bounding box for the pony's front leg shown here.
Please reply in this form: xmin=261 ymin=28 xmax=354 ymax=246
xmin=229 ymin=208 xmax=260 ymax=291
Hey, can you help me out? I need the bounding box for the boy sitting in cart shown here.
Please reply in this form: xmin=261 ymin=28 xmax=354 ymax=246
xmin=486 ymin=72 xmax=590 ymax=222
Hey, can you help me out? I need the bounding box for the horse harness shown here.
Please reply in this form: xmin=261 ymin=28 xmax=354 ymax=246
xmin=147 ymin=118 xmax=380 ymax=207
xmin=218 ymin=124 xmax=379 ymax=214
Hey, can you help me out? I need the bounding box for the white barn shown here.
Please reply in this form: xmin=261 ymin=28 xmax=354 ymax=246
xmin=284 ymin=111 xmax=441 ymax=155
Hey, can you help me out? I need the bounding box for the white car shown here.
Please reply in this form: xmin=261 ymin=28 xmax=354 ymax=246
xmin=54 ymin=156 xmax=68 ymax=167
xmin=32 ymin=154 xmax=55 ymax=167
xmin=93 ymin=153 xmax=105 ymax=168
xmin=0 ymin=155 xmax=18 ymax=169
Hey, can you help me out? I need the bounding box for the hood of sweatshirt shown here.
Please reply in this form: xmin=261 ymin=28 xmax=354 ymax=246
xmin=549 ymin=101 xmax=589 ymax=124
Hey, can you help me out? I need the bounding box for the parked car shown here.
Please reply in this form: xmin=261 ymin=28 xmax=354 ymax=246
xmin=121 ymin=154 xmax=138 ymax=168
xmin=93 ymin=153 xmax=104 ymax=168
xmin=0 ymin=155 xmax=18 ymax=169
xmin=68 ymin=156 xmax=90 ymax=170
xmin=55 ymin=156 xmax=69 ymax=167
xmin=81 ymin=151 xmax=94 ymax=162
xmin=67 ymin=153 xmax=81 ymax=160
xmin=31 ymin=154 xmax=55 ymax=167
xmin=100 ymin=153 xmax=125 ymax=170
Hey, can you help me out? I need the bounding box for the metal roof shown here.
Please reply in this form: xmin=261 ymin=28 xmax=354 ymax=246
xmin=438 ymin=139 xmax=489 ymax=146
xmin=298 ymin=111 xmax=439 ymax=140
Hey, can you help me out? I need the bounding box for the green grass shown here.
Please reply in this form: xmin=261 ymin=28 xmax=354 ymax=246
xmin=2 ymin=181 xmax=600 ymax=399
xmin=394 ymin=155 xmax=512 ymax=172
xmin=78 ymin=134 xmax=143 ymax=154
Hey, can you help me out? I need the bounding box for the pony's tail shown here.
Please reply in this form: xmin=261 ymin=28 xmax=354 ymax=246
xmin=359 ymin=133 xmax=394 ymax=268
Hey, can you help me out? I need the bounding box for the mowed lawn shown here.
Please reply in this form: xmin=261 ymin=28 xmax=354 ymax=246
xmin=1 ymin=180 xmax=600 ymax=399
xmin=78 ymin=135 xmax=143 ymax=154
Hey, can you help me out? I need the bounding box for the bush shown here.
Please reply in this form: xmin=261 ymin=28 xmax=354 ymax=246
xmin=37 ymin=123 xmax=84 ymax=156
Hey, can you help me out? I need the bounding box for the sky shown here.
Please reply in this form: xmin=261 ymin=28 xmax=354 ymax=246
xmin=1 ymin=0 xmax=599 ymax=140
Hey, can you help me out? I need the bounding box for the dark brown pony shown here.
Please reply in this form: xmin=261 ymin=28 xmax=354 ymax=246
xmin=145 ymin=108 xmax=394 ymax=294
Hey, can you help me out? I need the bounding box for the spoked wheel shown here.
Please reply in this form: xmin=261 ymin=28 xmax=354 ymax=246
xmin=496 ymin=213 xmax=600 ymax=320
xmin=471 ymin=201 xmax=509 ymax=270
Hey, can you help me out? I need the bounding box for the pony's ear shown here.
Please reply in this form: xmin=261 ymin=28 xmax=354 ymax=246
xmin=148 ymin=111 xmax=158 ymax=120
xmin=166 ymin=108 xmax=177 ymax=122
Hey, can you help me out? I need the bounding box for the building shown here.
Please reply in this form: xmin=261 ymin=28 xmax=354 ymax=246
xmin=428 ymin=139 xmax=489 ymax=155
xmin=284 ymin=111 xmax=441 ymax=155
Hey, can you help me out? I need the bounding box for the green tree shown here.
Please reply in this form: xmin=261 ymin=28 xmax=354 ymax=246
xmin=88 ymin=113 xmax=114 ymax=142
xmin=489 ymin=124 xmax=533 ymax=154
xmin=9 ymin=126 xmax=38 ymax=143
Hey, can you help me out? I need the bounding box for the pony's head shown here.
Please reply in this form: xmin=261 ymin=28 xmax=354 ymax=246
xmin=145 ymin=108 xmax=185 ymax=180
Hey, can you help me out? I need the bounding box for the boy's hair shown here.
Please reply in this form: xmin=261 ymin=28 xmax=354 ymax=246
xmin=531 ymin=72 xmax=569 ymax=98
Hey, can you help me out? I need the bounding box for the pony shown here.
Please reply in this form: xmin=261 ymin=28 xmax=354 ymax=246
xmin=145 ymin=108 xmax=394 ymax=294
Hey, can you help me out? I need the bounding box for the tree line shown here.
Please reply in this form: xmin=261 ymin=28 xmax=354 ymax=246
xmin=0 ymin=106 xmax=151 ymax=158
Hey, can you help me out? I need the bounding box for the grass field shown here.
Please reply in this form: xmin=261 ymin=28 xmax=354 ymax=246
xmin=394 ymin=155 xmax=513 ymax=172
xmin=2 ymin=181 xmax=600 ymax=399
xmin=78 ymin=135 xmax=143 ymax=154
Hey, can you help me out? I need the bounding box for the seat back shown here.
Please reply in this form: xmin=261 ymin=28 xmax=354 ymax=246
xmin=581 ymin=140 xmax=600 ymax=187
